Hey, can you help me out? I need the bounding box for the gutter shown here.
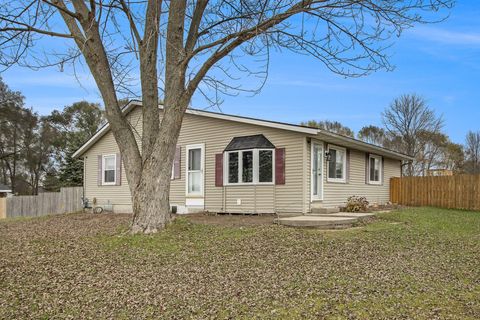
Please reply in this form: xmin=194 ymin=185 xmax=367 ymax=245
xmin=316 ymin=129 xmax=414 ymax=161
xmin=73 ymin=100 xmax=413 ymax=162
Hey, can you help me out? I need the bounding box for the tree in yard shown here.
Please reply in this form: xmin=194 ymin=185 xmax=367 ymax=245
xmin=0 ymin=78 xmax=29 ymax=193
xmin=301 ymin=120 xmax=354 ymax=137
xmin=382 ymin=94 xmax=444 ymax=176
xmin=440 ymin=142 xmax=464 ymax=174
xmin=415 ymin=130 xmax=452 ymax=176
xmin=43 ymin=168 xmax=61 ymax=192
xmin=464 ymin=131 xmax=480 ymax=174
xmin=357 ymin=125 xmax=387 ymax=146
xmin=0 ymin=1 xmax=453 ymax=233
xmin=48 ymin=101 xmax=104 ymax=187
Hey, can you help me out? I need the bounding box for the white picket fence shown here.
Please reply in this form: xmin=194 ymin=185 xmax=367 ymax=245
xmin=2 ymin=187 xmax=83 ymax=219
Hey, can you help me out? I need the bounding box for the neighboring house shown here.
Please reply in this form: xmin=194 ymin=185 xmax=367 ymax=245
xmin=426 ymin=168 xmax=453 ymax=177
xmin=73 ymin=101 xmax=412 ymax=215
xmin=0 ymin=184 xmax=12 ymax=198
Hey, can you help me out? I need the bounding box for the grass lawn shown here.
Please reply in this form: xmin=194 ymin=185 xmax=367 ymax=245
xmin=0 ymin=208 xmax=479 ymax=319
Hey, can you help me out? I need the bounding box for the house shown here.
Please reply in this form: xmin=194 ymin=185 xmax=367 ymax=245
xmin=0 ymin=184 xmax=12 ymax=198
xmin=73 ymin=101 xmax=412 ymax=215
xmin=426 ymin=168 xmax=453 ymax=177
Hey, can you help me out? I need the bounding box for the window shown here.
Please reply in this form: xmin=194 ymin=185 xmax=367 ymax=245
xmin=327 ymin=145 xmax=346 ymax=183
xmin=368 ymin=154 xmax=382 ymax=185
xmin=228 ymin=152 xmax=239 ymax=183
xmin=225 ymin=149 xmax=274 ymax=185
xmin=259 ymin=150 xmax=273 ymax=183
xmin=242 ymin=150 xmax=253 ymax=183
xmin=102 ymin=154 xmax=116 ymax=185
xmin=187 ymin=146 xmax=203 ymax=195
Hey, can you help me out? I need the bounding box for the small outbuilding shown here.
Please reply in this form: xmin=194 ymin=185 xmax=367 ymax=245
xmin=0 ymin=184 xmax=12 ymax=198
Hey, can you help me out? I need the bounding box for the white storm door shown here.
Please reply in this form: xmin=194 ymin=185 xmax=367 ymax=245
xmin=311 ymin=142 xmax=324 ymax=201
xmin=186 ymin=144 xmax=204 ymax=197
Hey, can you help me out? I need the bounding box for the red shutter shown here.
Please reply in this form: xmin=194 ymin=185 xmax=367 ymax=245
xmin=215 ymin=153 xmax=223 ymax=187
xmin=174 ymin=146 xmax=181 ymax=179
xmin=97 ymin=155 xmax=102 ymax=186
xmin=116 ymin=153 xmax=122 ymax=186
xmin=275 ymin=148 xmax=286 ymax=185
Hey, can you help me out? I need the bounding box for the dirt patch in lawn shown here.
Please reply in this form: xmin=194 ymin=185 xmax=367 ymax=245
xmin=182 ymin=212 xmax=276 ymax=227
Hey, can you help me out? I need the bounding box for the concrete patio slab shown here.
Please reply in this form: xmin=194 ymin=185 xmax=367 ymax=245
xmin=277 ymin=215 xmax=358 ymax=228
xmin=322 ymin=212 xmax=375 ymax=218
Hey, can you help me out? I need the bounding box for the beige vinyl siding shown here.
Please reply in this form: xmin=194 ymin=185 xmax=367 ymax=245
xmin=84 ymin=106 xmax=402 ymax=213
xmin=320 ymin=147 xmax=401 ymax=207
xmin=83 ymin=108 xmax=142 ymax=208
xmin=172 ymin=111 xmax=306 ymax=214
xmin=84 ymin=107 xmax=306 ymax=214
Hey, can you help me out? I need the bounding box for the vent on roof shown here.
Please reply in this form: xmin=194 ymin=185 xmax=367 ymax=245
xmin=224 ymin=134 xmax=275 ymax=151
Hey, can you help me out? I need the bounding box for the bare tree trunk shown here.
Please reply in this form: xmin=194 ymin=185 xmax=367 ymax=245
xmin=130 ymin=97 xmax=188 ymax=233
xmin=129 ymin=0 xmax=188 ymax=233
xmin=131 ymin=154 xmax=172 ymax=234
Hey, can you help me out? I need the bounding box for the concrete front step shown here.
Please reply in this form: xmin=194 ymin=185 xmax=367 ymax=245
xmin=310 ymin=207 xmax=340 ymax=214
xmin=277 ymin=215 xmax=358 ymax=228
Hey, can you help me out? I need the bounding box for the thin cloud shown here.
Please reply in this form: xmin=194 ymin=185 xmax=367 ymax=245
xmin=269 ymin=78 xmax=351 ymax=90
xmin=7 ymin=72 xmax=98 ymax=90
xmin=410 ymin=27 xmax=480 ymax=45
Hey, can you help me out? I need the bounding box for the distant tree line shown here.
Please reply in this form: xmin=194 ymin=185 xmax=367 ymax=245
xmin=303 ymin=93 xmax=479 ymax=176
xmin=0 ymin=77 xmax=104 ymax=195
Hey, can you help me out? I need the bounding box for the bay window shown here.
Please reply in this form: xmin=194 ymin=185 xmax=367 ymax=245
xmin=225 ymin=149 xmax=274 ymax=185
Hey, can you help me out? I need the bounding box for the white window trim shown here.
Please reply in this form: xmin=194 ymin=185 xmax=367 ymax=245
xmin=185 ymin=144 xmax=205 ymax=197
xmin=102 ymin=154 xmax=117 ymax=186
xmin=368 ymin=154 xmax=383 ymax=185
xmin=223 ymin=148 xmax=275 ymax=186
xmin=327 ymin=145 xmax=347 ymax=183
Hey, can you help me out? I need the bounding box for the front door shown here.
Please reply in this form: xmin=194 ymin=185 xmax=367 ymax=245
xmin=311 ymin=142 xmax=324 ymax=201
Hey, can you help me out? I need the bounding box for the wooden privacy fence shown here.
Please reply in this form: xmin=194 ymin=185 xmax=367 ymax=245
xmin=390 ymin=175 xmax=480 ymax=210
xmin=0 ymin=198 xmax=6 ymax=219
xmin=3 ymin=187 xmax=83 ymax=219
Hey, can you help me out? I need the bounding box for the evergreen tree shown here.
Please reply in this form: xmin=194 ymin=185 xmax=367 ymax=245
xmin=48 ymin=101 xmax=104 ymax=187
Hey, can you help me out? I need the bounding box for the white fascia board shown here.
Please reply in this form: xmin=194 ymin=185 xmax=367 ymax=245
xmin=72 ymin=101 xmax=141 ymax=158
xmin=73 ymin=101 xmax=411 ymax=161
xmin=184 ymin=108 xmax=319 ymax=135
xmin=317 ymin=130 xmax=414 ymax=161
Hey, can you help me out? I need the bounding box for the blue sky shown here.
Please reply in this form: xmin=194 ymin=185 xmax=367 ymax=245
xmin=2 ymin=1 xmax=479 ymax=144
